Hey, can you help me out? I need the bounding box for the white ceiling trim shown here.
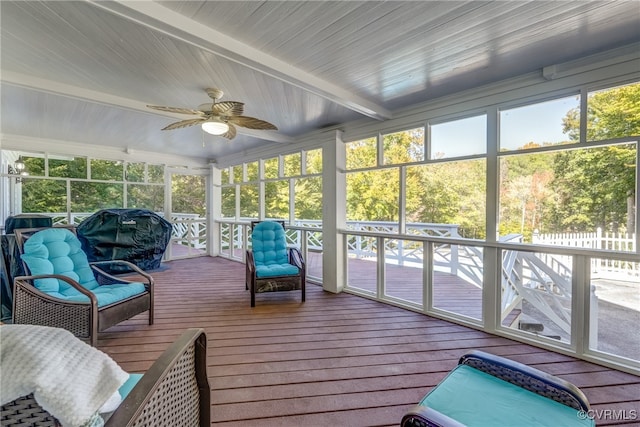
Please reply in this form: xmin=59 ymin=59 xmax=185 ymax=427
xmin=1 ymin=72 xmax=295 ymax=144
xmin=2 ymin=71 xmax=155 ymax=115
xmin=88 ymin=0 xmax=393 ymax=121
xmin=0 ymin=133 xmax=209 ymax=167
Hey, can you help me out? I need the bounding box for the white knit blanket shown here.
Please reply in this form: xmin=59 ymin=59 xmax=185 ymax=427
xmin=0 ymin=325 xmax=128 ymax=427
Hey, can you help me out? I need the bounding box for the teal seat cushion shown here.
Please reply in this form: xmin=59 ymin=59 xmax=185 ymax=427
xmin=118 ymin=373 xmax=143 ymax=399
xmin=256 ymin=263 xmax=299 ymax=278
xmin=21 ymin=228 xmax=146 ymax=307
xmin=422 ymin=365 xmax=594 ymax=427
xmin=51 ymin=282 xmax=146 ymax=307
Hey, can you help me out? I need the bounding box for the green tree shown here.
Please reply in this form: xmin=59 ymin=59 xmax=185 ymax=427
xmin=171 ymin=175 xmax=206 ymax=216
xmin=552 ymin=83 xmax=639 ymax=232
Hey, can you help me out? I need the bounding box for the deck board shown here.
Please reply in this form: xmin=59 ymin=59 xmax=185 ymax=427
xmin=97 ymin=257 xmax=640 ymax=426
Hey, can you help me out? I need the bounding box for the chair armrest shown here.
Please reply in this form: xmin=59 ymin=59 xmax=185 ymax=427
xmin=246 ymin=250 xmax=256 ymax=273
xmin=14 ymin=274 xmax=97 ymax=305
xmin=288 ymin=247 xmax=305 ymax=270
xmin=459 ymin=350 xmax=591 ymax=411
xmin=401 ymin=405 xmax=466 ymax=427
xmin=105 ymin=328 xmax=210 ymax=427
xmin=90 ymin=261 xmax=154 ymax=289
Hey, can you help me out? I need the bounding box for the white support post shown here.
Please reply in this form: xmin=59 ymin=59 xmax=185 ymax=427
xmin=322 ymin=130 xmax=346 ymax=293
xmin=483 ymin=107 xmax=500 ymax=331
xmin=209 ymin=163 xmax=221 ymax=257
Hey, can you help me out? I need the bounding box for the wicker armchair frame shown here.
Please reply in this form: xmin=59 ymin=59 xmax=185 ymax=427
xmin=245 ymin=221 xmax=306 ymax=307
xmin=0 ymin=328 xmax=211 ymax=427
xmin=11 ymin=226 xmax=154 ymax=346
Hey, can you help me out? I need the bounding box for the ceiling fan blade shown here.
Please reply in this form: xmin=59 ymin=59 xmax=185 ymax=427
xmin=162 ymin=118 xmax=206 ymax=131
xmin=228 ymin=116 xmax=278 ymax=130
xmin=210 ymin=101 xmax=244 ymax=116
xmin=147 ymin=105 xmax=204 ymax=115
xmin=221 ymin=123 xmax=237 ymax=140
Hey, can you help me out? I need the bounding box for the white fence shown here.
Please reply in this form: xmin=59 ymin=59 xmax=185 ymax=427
xmin=533 ymin=228 xmax=638 ymax=278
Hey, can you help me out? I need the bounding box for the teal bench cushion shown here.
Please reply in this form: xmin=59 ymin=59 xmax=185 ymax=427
xmin=422 ymin=364 xmax=594 ymax=427
xmin=21 ymin=228 xmax=146 ymax=307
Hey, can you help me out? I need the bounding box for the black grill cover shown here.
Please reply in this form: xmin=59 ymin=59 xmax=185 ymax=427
xmin=5 ymin=214 xmax=53 ymax=234
xmin=77 ymin=209 xmax=172 ymax=273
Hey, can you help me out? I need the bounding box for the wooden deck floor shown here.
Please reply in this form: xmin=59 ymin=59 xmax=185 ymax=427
xmin=98 ymin=257 xmax=640 ymax=426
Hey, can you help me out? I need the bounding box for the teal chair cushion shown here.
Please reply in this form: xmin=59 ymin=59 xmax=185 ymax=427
xmin=256 ymin=263 xmax=299 ymax=278
xmin=252 ymin=222 xmax=299 ymax=278
xmin=21 ymin=228 xmax=146 ymax=307
xmin=421 ymin=364 xmax=594 ymax=427
xmin=118 ymin=373 xmax=143 ymax=399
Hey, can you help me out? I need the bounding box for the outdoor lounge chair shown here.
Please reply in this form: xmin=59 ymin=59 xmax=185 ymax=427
xmin=12 ymin=226 xmax=154 ymax=346
xmin=0 ymin=327 xmax=210 ymax=427
xmin=401 ymin=350 xmax=594 ymax=427
xmin=245 ymin=221 xmax=305 ymax=307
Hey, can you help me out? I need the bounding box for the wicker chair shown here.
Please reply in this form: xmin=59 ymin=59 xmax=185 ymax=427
xmin=0 ymin=328 xmax=210 ymax=427
xmin=401 ymin=350 xmax=594 ymax=427
xmin=245 ymin=221 xmax=305 ymax=307
xmin=12 ymin=226 xmax=154 ymax=346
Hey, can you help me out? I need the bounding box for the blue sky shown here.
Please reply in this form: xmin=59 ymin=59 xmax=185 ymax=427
xmin=430 ymin=95 xmax=580 ymax=158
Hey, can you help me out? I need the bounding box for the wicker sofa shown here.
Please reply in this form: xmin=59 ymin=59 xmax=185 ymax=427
xmin=0 ymin=328 xmax=210 ymax=427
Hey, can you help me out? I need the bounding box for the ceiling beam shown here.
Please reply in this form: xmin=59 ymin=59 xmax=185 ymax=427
xmin=1 ymin=72 xmax=295 ymax=144
xmin=88 ymin=0 xmax=393 ymax=121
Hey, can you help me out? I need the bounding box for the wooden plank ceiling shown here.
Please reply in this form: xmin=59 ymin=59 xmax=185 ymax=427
xmin=1 ymin=1 xmax=639 ymax=161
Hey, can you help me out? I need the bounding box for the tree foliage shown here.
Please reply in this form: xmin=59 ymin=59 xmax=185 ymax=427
xmin=551 ymin=83 xmax=638 ymax=232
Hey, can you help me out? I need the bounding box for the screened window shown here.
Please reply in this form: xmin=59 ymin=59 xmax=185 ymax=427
xmin=283 ymin=152 xmax=301 ymax=177
xmin=91 ymin=159 xmax=123 ymax=181
xmin=147 ymin=164 xmax=165 ymax=184
xmin=49 ymin=156 xmax=87 ymax=179
xmin=586 ymin=82 xmax=640 ymax=142
xmin=221 ymin=187 xmax=236 ymax=218
xmin=406 ymin=159 xmax=486 ymax=239
xmin=499 ymin=143 xmax=636 ymax=248
xmin=305 ymin=149 xmax=323 ymax=174
xmin=240 ymin=184 xmax=259 ymax=219
xmin=220 ymin=167 xmax=230 ymax=184
xmin=295 ymin=177 xmax=322 ymax=221
xmin=232 ymin=165 xmax=243 ymax=184
xmin=71 ymin=182 xmax=123 ymax=211
xmin=126 ymin=162 xmax=145 ymax=182
xmin=383 ymin=127 xmax=424 ymax=165
xmin=265 ymin=180 xmax=289 ymax=219
xmin=264 ymin=157 xmax=279 ymax=179
xmin=346 ymin=137 xmax=377 ymax=170
xmin=21 ymin=178 xmax=66 ymax=213
xmin=127 ymin=184 xmax=164 ymax=211
xmin=346 ymin=169 xmax=399 ymax=222
xmin=430 ymin=115 xmax=486 ymax=159
xmin=246 ymin=161 xmax=259 ymax=182
xmin=500 ymin=96 xmax=579 ymax=151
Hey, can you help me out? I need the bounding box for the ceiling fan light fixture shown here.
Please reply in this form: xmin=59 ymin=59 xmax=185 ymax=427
xmin=202 ymin=120 xmax=229 ymax=135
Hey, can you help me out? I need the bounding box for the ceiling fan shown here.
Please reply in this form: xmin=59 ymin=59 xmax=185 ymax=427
xmin=147 ymin=88 xmax=277 ymax=140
